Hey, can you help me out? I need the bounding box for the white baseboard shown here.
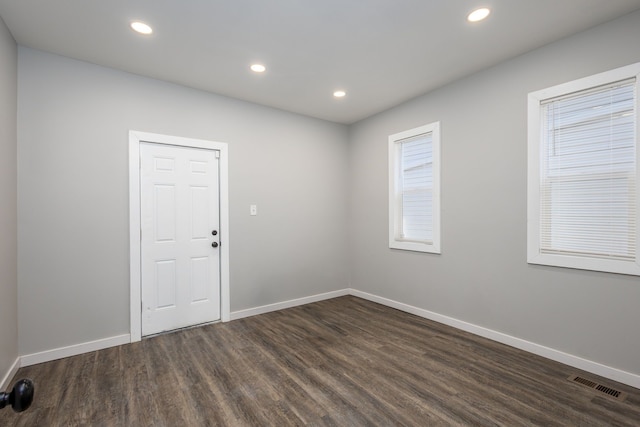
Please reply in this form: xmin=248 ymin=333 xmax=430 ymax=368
xmin=1 ymin=357 xmax=21 ymax=390
xmin=17 ymin=289 xmax=348 ymax=367
xmin=20 ymin=334 xmax=131 ymax=367
xmin=230 ymin=289 xmax=350 ymax=321
xmin=349 ymin=288 xmax=640 ymax=389
xmin=11 ymin=289 xmax=640 ymax=390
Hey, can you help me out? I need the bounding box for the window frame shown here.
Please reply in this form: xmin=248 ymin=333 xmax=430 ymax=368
xmin=388 ymin=121 xmax=441 ymax=254
xmin=527 ymin=63 xmax=640 ymax=276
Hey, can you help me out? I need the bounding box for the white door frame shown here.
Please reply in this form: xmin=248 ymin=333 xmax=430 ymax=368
xmin=129 ymin=130 xmax=230 ymax=342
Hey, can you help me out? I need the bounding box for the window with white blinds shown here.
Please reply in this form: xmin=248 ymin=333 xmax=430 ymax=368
xmin=389 ymin=122 xmax=441 ymax=253
xmin=528 ymin=63 xmax=640 ymax=275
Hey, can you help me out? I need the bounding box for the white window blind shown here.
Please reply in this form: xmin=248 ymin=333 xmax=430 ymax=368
xmin=389 ymin=121 xmax=440 ymax=254
xmin=540 ymin=79 xmax=636 ymax=261
xmin=398 ymin=133 xmax=433 ymax=242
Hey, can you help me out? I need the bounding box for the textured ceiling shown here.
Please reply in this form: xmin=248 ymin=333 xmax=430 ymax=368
xmin=1 ymin=0 xmax=640 ymax=124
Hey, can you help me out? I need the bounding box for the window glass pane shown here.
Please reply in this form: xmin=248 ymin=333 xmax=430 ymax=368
xmin=389 ymin=121 xmax=440 ymax=254
xmin=400 ymin=134 xmax=432 ymax=241
xmin=540 ymin=81 xmax=636 ymax=260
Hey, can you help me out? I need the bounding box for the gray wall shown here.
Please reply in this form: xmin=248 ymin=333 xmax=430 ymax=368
xmin=0 ymin=15 xmax=18 ymax=384
xmin=349 ymin=10 xmax=640 ymax=376
xmin=11 ymin=7 xmax=640 ymax=380
xmin=17 ymin=48 xmax=349 ymax=355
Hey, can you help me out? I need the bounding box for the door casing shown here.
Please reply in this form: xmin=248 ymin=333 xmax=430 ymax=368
xmin=129 ymin=130 xmax=230 ymax=342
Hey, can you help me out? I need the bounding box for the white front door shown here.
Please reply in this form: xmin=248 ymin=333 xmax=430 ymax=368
xmin=140 ymin=142 xmax=221 ymax=336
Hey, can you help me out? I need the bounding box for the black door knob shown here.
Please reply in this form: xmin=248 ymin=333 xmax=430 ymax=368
xmin=211 ymin=230 xmax=218 ymax=236
xmin=0 ymin=378 xmax=34 ymax=413
xmin=211 ymin=242 xmax=219 ymax=248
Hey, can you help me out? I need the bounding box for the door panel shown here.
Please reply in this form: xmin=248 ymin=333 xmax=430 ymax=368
xmin=156 ymin=260 xmax=177 ymax=308
xmin=155 ymin=185 xmax=176 ymax=241
xmin=190 ymin=257 xmax=209 ymax=302
xmin=140 ymin=142 xmax=220 ymax=336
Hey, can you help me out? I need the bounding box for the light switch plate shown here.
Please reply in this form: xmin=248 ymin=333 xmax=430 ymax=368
xmin=250 ymin=204 xmax=257 ymax=216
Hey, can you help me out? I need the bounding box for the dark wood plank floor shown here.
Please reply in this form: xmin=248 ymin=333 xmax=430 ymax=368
xmin=2 ymin=296 xmax=639 ymax=426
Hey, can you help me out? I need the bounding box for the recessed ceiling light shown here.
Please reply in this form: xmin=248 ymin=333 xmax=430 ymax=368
xmin=333 ymin=90 xmax=346 ymax=98
xmin=467 ymin=8 xmax=490 ymax=22
xmin=131 ymin=21 xmax=153 ymax=35
xmin=250 ymin=64 xmax=266 ymax=73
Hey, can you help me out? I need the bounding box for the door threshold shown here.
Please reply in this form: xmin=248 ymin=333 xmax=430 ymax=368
xmin=142 ymin=320 xmax=221 ymax=339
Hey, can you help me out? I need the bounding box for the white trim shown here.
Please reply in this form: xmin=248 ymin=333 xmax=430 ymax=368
xmin=348 ymin=289 xmax=640 ymax=389
xmin=530 ymin=62 xmax=640 ymax=102
xmin=527 ymin=62 xmax=640 ymax=276
xmin=388 ymin=121 xmax=441 ymax=254
xmin=230 ymin=289 xmax=349 ymax=320
xmin=129 ymin=130 xmax=230 ymax=343
xmin=20 ymin=334 xmax=130 ymax=367
xmin=1 ymin=357 xmax=20 ymax=390
xmin=128 ymin=133 xmax=142 ymax=341
xmin=8 ymin=287 xmax=639 ymax=389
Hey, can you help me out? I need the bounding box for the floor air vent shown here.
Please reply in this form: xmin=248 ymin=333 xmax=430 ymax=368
xmin=568 ymin=375 xmax=627 ymax=401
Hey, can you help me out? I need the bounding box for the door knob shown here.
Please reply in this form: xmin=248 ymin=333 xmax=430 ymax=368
xmin=211 ymin=230 xmax=218 ymax=236
xmin=0 ymin=378 xmax=34 ymax=413
xmin=211 ymin=242 xmax=219 ymax=248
